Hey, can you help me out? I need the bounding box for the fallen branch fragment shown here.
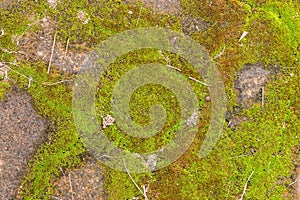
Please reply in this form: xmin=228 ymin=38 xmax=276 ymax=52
xmin=238 ymin=31 xmax=248 ymax=42
xmin=123 ymin=158 xmax=148 ymax=200
xmin=28 ymin=77 xmax=33 ymax=89
xmin=0 ymin=63 xmax=10 ymax=80
xmin=48 ymin=32 xmax=57 ymax=74
xmin=214 ymin=46 xmax=226 ymax=59
xmin=166 ymin=64 xmax=181 ymax=71
xmin=227 ymin=154 xmax=250 ymax=160
xmin=135 ymin=3 xmax=143 ymax=27
xmin=239 ymin=171 xmax=254 ymax=200
xmin=188 ymin=76 xmax=210 ymax=87
xmin=65 ymin=38 xmax=69 ymax=58
xmin=288 ymin=175 xmax=300 ymax=187
xmin=0 ymin=48 xmax=18 ymax=54
xmin=42 ymin=80 xmax=71 ymax=86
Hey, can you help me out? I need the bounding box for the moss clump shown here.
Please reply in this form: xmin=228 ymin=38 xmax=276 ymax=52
xmin=0 ymin=80 xmax=11 ymax=100
xmin=1 ymin=0 xmax=299 ymax=199
xmin=146 ymin=0 xmax=300 ymax=199
xmin=1 ymin=0 xmax=185 ymax=199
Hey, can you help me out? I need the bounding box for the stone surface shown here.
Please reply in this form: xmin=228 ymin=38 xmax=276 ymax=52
xmin=0 ymin=88 xmax=48 ymax=200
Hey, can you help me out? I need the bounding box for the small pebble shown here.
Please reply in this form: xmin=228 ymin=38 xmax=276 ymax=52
xmin=205 ymin=96 xmax=211 ymax=102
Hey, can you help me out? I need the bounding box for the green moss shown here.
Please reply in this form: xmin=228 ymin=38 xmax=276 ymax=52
xmin=1 ymin=0 xmax=185 ymax=199
xmin=1 ymin=0 xmax=299 ymax=199
xmin=6 ymin=62 xmax=84 ymax=199
xmin=0 ymin=80 xmax=10 ymax=100
xmin=239 ymin=1 xmax=300 ymax=66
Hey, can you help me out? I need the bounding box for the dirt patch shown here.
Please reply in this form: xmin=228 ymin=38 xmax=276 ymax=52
xmin=0 ymin=0 xmax=14 ymax=8
xmin=124 ymin=0 xmax=209 ymax=39
xmin=180 ymin=15 xmax=209 ymax=35
xmin=51 ymin=156 xmax=106 ymax=200
xmin=234 ymin=63 xmax=270 ymax=108
xmin=125 ymin=0 xmax=181 ymax=14
xmin=0 ymin=88 xmax=48 ymax=200
xmin=17 ymin=16 xmax=88 ymax=74
xmin=226 ymin=63 xmax=271 ymax=129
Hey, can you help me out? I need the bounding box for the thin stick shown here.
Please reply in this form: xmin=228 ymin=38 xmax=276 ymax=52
xmin=239 ymin=171 xmax=254 ymax=200
xmin=238 ymin=31 xmax=248 ymax=42
xmin=28 ymin=77 xmax=33 ymax=89
xmin=42 ymin=80 xmax=71 ymax=86
xmin=4 ymin=70 xmax=8 ymax=80
xmin=98 ymin=154 xmax=112 ymax=159
xmin=7 ymin=67 xmax=31 ymax=80
xmin=288 ymin=175 xmax=300 ymax=187
xmin=69 ymin=173 xmax=75 ymax=200
xmin=50 ymin=196 xmax=61 ymax=200
xmin=0 ymin=48 xmax=18 ymax=54
xmin=43 ymin=195 xmax=61 ymax=200
xmin=48 ymin=32 xmax=57 ymax=74
xmin=65 ymin=38 xmax=69 ymax=57
xmin=3 ymin=64 xmax=40 ymax=86
xmin=214 ymin=46 xmax=226 ymax=59
xmin=135 ymin=3 xmax=143 ymax=27
xmin=123 ymin=158 xmax=148 ymax=200
xmin=188 ymin=76 xmax=210 ymax=87
xmin=227 ymin=154 xmax=250 ymax=160
xmin=166 ymin=64 xmax=181 ymax=71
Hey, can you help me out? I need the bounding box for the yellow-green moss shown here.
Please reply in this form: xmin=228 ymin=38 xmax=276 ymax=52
xmin=1 ymin=0 xmax=299 ymax=199
xmin=0 ymin=80 xmax=11 ymax=100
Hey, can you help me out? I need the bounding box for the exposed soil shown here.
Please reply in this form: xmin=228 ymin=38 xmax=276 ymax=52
xmin=126 ymin=0 xmax=210 ymax=36
xmin=235 ymin=63 xmax=270 ymax=108
xmin=17 ymin=16 xmax=88 ymax=74
xmin=0 ymin=88 xmax=48 ymax=200
xmin=227 ymin=63 xmax=271 ymax=129
xmin=51 ymin=156 xmax=106 ymax=200
xmin=0 ymin=0 xmax=14 ymax=8
xmin=126 ymin=0 xmax=181 ymax=14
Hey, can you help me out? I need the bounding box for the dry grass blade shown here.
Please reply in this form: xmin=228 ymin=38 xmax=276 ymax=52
xmin=239 ymin=171 xmax=254 ymax=200
xmin=47 ymin=32 xmax=57 ymax=74
xmin=123 ymin=158 xmax=148 ymax=200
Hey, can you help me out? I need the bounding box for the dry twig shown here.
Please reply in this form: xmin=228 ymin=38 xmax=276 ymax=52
xmin=288 ymin=175 xmax=300 ymax=187
xmin=227 ymin=154 xmax=250 ymax=160
xmin=65 ymin=38 xmax=69 ymax=58
xmin=166 ymin=64 xmax=181 ymax=72
xmin=0 ymin=48 xmax=18 ymax=54
xmin=214 ymin=46 xmax=226 ymax=59
xmin=188 ymin=76 xmax=210 ymax=87
xmin=239 ymin=171 xmax=254 ymax=200
xmin=28 ymin=77 xmax=33 ymax=89
xmin=42 ymin=80 xmax=71 ymax=86
xmin=48 ymin=32 xmax=57 ymax=74
xmin=136 ymin=3 xmax=144 ymax=27
xmin=238 ymin=31 xmax=248 ymax=42
xmin=123 ymin=158 xmax=148 ymax=200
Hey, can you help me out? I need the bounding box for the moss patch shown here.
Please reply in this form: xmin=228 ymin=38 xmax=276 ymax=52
xmin=0 ymin=0 xmax=299 ymax=199
xmin=0 ymin=80 xmax=10 ymax=100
